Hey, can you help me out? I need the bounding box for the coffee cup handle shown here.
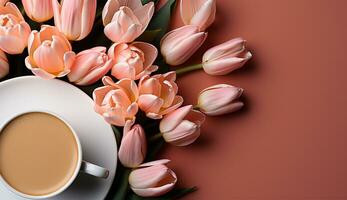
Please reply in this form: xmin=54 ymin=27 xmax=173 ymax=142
xmin=80 ymin=161 xmax=109 ymax=179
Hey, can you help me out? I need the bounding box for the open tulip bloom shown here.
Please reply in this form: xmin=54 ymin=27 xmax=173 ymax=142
xmin=0 ymin=0 xmax=252 ymax=198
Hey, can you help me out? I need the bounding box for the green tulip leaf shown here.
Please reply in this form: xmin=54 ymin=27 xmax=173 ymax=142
xmin=146 ymin=0 xmax=177 ymax=46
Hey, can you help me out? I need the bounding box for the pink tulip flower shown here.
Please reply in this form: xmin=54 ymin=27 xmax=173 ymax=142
xmin=0 ymin=0 xmax=8 ymax=6
xmin=93 ymin=76 xmax=139 ymax=127
xmin=25 ymin=25 xmax=75 ymax=79
xmin=160 ymin=105 xmax=205 ymax=146
xmin=138 ymin=71 xmax=183 ymax=119
xmin=0 ymin=2 xmax=31 ymax=54
xmin=22 ymin=0 xmax=53 ymax=22
xmin=202 ymin=37 xmax=252 ymax=75
xmin=0 ymin=49 xmax=8 ymax=79
xmin=198 ymin=84 xmax=244 ymax=116
xmin=129 ymin=159 xmax=177 ymax=197
xmin=108 ymin=42 xmax=158 ymax=80
xmin=102 ymin=0 xmax=154 ymax=43
xmin=68 ymin=47 xmax=113 ymax=86
xmin=161 ymin=25 xmax=207 ymax=66
xmin=118 ymin=121 xmax=147 ymax=168
xmin=180 ymin=0 xmax=216 ymax=31
xmin=52 ymin=0 xmax=96 ymax=41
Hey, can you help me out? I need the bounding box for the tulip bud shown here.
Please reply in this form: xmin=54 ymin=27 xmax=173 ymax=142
xmin=108 ymin=42 xmax=158 ymax=80
xmin=0 ymin=49 xmax=9 ymax=79
xmin=198 ymin=84 xmax=244 ymax=116
xmin=22 ymin=0 xmax=53 ymax=22
xmin=161 ymin=25 xmax=207 ymax=66
xmin=25 ymin=25 xmax=75 ymax=79
xmin=129 ymin=159 xmax=177 ymax=197
xmin=0 ymin=2 xmax=31 ymax=54
xmin=202 ymin=37 xmax=252 ymax=75
xmin=68 ymin=47 xmax=113 ymax=86
xmin=118 ymin=121 xmax=147 ymax=168
xmin=160 ymin=105 xmax=205 ymax=146
xmin=103 ymin=0 xmax=154 ymax=43
xmin=52 ymin=0 xmax=96 ymax=41
xmin=180 ymin=0 xmax=216 ymax=31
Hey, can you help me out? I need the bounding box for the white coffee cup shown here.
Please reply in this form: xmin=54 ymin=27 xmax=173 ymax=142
xmin=0 ymin=110 xmax=109 ymax=199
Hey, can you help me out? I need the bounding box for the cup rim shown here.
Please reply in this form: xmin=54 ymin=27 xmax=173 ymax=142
xmin=0 ymin=110 xmax=83 ymax=199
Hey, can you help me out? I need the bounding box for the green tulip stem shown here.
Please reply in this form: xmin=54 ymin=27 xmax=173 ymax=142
xmin=149 ymin=133 xmax=163 ymax=143
xmin=175 ymin=63 xmax=203 ymax=75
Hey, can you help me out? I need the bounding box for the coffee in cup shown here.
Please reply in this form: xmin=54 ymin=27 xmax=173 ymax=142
xmin=0 ymin=111 xmax=109 ymax=199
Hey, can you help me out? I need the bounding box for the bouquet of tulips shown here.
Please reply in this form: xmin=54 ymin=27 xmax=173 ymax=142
xmin=0 ymin=0 xmax=251 ymax=199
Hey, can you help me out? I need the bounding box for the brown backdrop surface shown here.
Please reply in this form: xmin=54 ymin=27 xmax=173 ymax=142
xmin=162 ymin=0 xmax=347 ymax=199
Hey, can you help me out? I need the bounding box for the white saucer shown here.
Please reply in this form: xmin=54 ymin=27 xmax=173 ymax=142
xmin=0 ymin=76 xmax=117 ymax=200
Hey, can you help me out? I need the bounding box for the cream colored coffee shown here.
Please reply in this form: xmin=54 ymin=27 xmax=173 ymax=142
xmin=0 ymin=112 xmax=78 ymax=196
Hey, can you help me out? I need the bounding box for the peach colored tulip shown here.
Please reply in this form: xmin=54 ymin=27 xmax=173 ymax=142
xmin=93 ymin=76 xmax=138 ymax=126
xmin=202 ymin=37 xmax=252 ymax=75
xmin=0 ymin=0 xmax=8 ymax=6
xmin=22 ymin=0 xmax=53 ymax=22
xmin=68 ymin=47 xmax=112 ymax=86
xmin=118 ymin=121 xmax=147 ymax=168
xmin=161 ymin=25 xmax=207 ymax=66
xmin=108 ymin=42 xmax=158 ymax=80
xmin=102 ymin=0 xmax=154 ymax=43
xmin=138 ymin=71 xmax=183 ymax=119
xmin=198 ymin=84 xmax=244 ymax=116
xmin=0 ymin=49 xmax=8 ymax=79
xmin=180 ymin=0 xmax=216 ymax=31
xmin=129 ymin=159 xmax=177 ymax=197
xmin=0 ymin=2 xmax=31 ymax=54
xmin=25 ymin=25 xmax=75 ymax=79
xmin=52 ymin=0 xmax=96 ymax=41
xmin=160 ymin=105 xmax=205 ymax=146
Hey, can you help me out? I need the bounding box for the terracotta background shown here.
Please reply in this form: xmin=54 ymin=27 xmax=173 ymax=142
xmin=162 ymin=0 xmax=347 ymax=199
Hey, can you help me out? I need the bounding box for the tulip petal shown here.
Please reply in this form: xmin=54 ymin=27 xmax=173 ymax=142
xmin=133 ymin=2 xmax=154 ymax=31
xmin=188 ymin=0 xmax=216 ymax=31
xmin=139 ymin=77 xmax=161 ymax=96
xmin=52 ymin=0 xmax=62 ymax=30
xmin=163 ymin=120 xmax=200 ymax=146
xmin=93 ymin=86 xmax=112 ymax=106
xmin=139 ymin=159 xmax=170 ymax=167
xmin=132 ymin=42 xmax=157 ymax=68
xmin=102 ymin=0 xmax=120 ymax=25
xmin=0 ymin=50 xmax=9 ymax=78
xmin=186 ymin=110 xmax=206 ymax=126
xmin=0 ymin=34 xmax=25 ymax=54
xmin=165 ymin=31 xmax=207 ymax=65
xmin=103 ymin=109 xmax=126 ymax=126
xmin=180 ymin=0 xmax=208 ymax=25
xmin=75 ymin=59 xmax=113 ymax=85
xmin=117 ymin=78 xmax=139 ymax=101
xmin=160 ymin=25 xmax=199 ymax=54
xmin=27 ymin=30 xmax=40 ymax=59
xmin=25 ymin=57 xmax=56 ymax=79
xmin=131 ymin=182 xmax=176 ymax=197
xmin=112 ymin=62 xmax=136 ymax=80
xmin=63 ymin=51 xmax=76 ymax=71
xmin=160 ymin=105 xmax=192 ymax=133
xmin=203 ymin=101 xmax=244 ymax=116
xmin=138 ymin=94 xmax=164 ymax=114
xmin=33 ymin=42 xmax=65 ymax=74
xmin=159 ymin=95 xmax=184 ymax=116
xmin=203 ymin=37 xmax=246 ymax=62
xmin=129 ymin=165 xmax=171 ymax=188
xmin=79 ymin=0 xmax=96 ymax=40
xmin=118 ymin=0 xmax=142 ymax=10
